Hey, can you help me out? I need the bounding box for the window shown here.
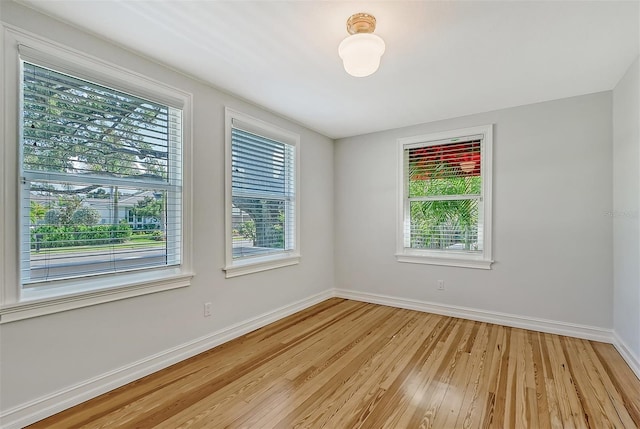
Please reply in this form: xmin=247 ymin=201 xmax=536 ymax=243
xmin=397 ymin=125 xmax=493 ymax=269
xmin=224 ymin=108 xmax=300 ymax=278
xmin=21 ymin=62 xmax=182 ymax=284
xmin=1 ymin=30 xmax=192 ymax=322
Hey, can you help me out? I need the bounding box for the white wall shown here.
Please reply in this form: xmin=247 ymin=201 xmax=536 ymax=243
xmin=335 ymin=92 xmax=613 ymax=330
xmin=0 ymin=1 xmax=334 ymax=418
xmin=613 ymin=57 xmax=640 ymax=370
xmin=0 ymin=1 xmax=634 ymax=425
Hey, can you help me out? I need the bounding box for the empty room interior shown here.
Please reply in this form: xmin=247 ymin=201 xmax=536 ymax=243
xmin=1 ymin=0 xmax=639 ymax=428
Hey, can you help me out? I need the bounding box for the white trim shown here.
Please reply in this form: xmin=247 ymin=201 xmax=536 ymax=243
xmin=612 ymin=331 xmax=640 ymax=381
xmin=230 ymin=116 xmax=299 ymax=148
xmin=396 ymin=253 xmax=493 ymax=269
xmin=0 ymin=272 xmax=194 ymax=324
xmin=0 ymin=289 xmax=333 ymax=429
xmin=396 ymin=124 xmax=493 ymax=269
xmin=15 ymin=34 xmax=186 ymax=108
xmin=334 ymin=289 xmax=613 ymax=343
xmin=2 ymin=25 xmax=21 ymax=306
xmin=223 ymin=107 xmax=301 ymax=277
xmin=0 ymin=24 xmax=8 ymax=309
xmin=223 ymin=254 xmax=300 ymax=278
xmin=398 ymin=130 xmax=487 ymax=147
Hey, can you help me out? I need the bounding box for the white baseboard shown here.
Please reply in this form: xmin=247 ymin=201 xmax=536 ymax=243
xmin=334 ymin=289 xmax=613 ymax=343
xmin=612 ymin=331 xmax=640 ymax=381
xmin=0 ymin=290 xmax=333 ymax=429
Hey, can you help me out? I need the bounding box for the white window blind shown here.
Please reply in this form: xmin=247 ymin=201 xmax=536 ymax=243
xmin=404 ymin=138 xmax=484 ymax=252
xmin=231 ymin=127 xmax=295 ymax=259
xmin=20 ymin=61 xmax=182 ymax=286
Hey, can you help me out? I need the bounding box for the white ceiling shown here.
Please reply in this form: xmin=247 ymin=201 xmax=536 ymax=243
xmin=17 ymin=1 xmax=640 ymax=139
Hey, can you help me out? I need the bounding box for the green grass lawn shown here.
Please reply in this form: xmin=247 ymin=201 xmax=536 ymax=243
xmin=31 ymin=236 xmax=165 ymax=255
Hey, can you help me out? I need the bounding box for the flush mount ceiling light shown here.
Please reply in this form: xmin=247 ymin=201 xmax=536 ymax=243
xmin=338 ymin=13 xmax=386 ymax=77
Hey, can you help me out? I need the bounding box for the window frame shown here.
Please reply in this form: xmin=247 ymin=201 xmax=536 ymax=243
xmin=0 ymin=28 xmax=193 ymax=323
xmin=396 ymin=124 xmax=493 ymax=269
xmin=224 ymin=108 xmax=300 ymax=278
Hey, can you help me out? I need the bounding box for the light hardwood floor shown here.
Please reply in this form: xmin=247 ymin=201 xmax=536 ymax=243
xmin=29 ymin=298 xmax=640 ymax=428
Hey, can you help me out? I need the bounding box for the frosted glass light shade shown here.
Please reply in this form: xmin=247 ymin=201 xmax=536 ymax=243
xmin=338 ymin=33 xmax=386 ymax=77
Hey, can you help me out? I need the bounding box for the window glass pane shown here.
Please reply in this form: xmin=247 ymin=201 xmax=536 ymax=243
xmin=231 ymin=127 xmax=295 ymax=260
xmin=232 ymin=198 xmax=289 ymax=258
xmin=23 ymin=62 xmax=171 ymax=182
xmin=408 ymin=199 xmax=481 ymax=252
xmin=20 ymin=62 xmax=182 ymax=287
xmin=22 ymin=181 xmax=178 ymax=285
xmin=407 ymin=141 xmax=481 ymax=197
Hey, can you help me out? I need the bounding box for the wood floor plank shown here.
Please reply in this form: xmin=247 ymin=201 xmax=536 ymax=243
xmin=226 ymin=305 xmax=405 ymax=428
xmin=341 ymin=312 xmax=444 ymax=429
xmin=592 ymin=341 xmax=640 ymax=427
xmin=454 ymin=322 xmax=492 ymax=429
xmin=563 ymin=338 xmax=624 ymax=428
xmin=28 ymin=298 xmax=640 ymax=429
xmin=299 ymin=311 xmax=430 ymax=428
xmin=161 ymin=302 xmax=388 ymax=429
xmin=268 ymin=307 xmax=415 ymax=428
xmin=360 ymin=316 xmax=457 ymax=428
xmin=528 ymin=331 xmax=552 ymax=429
xmin=476 ymin=323 xmax=503 ymax=429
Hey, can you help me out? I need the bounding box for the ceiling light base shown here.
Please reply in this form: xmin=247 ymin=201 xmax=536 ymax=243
xmin=346 ymin=13 xmax=377 ymax=35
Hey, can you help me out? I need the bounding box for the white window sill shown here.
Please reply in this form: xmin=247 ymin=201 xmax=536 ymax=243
xmin=224 ymin=253 xmax=300 ymax=278
xmin=396 ymin=252 xmax=493 ymax=270
xmin=0 ymin=269 xmax=194 ymax=324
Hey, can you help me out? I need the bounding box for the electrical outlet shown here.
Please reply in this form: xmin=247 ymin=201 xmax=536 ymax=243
xmin=437 ymin=280 xmax=445 ymax=291
xmin=204 ymin=302 xmax=212 ymax=317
